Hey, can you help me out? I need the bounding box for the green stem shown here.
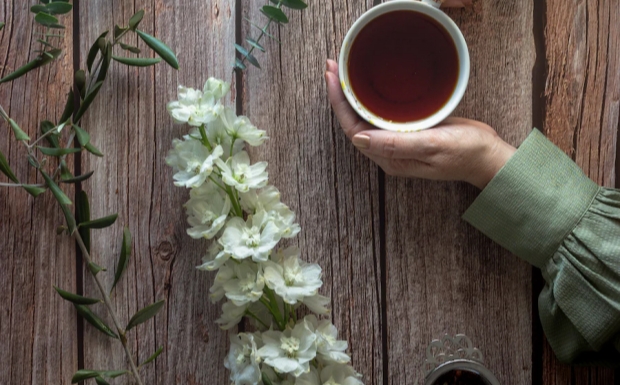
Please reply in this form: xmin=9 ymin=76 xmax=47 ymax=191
xmin=259 ymin=296 xmax=282 ymax=327
xmin=246 ymin=309 xmax=270 ymax=329
xmin=198 ymin=124 xmax=213 ymax=151
xmin=239 ymin=0 xmax=283 ymax=68
xmin=208 ymin=175 xmax=226 ymax=191
xmin=226 ymin=186 xmax=243 ymax=217
xmin=264 ymin=287 xmax=285 ymax=330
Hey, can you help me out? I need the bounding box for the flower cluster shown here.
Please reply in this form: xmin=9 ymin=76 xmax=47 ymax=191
xmin=167 ymin=79 xmax=363 ymax=385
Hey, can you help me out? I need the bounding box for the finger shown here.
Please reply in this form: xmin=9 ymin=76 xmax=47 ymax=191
xmin=325 ymin=69 xmax=372 ymax=139
xmin=441 ymin=0 xmax=472 ymax=8
xmin=326 ymin=59 xmax=338 ymax=75
xmin=351 ymin=129 xmax=443 ymax=159
xmin=368 ymin=154 xmax=436 ymax=179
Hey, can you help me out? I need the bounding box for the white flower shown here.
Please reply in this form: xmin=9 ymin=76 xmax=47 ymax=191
xmin=185 ymin=182 xmax=231 ymax=239
xmin=222 ymin=261 xmax=265 ymax=306
xmin=167 ymin=85 xmax=224 ymax=126
xmin=215 ymin=151 xmax=268 ymax=193
xmin=240 ymin=186 xmax=300 ymax=239
xmin=209 ymin=261 xmax=235 ymax=302
xmin=205 ymin=114 xmax=245 ymax=155
xmin=263 ymin=247 xmax=322 ymax=304
xmin=295 ymin=367 xmax=321 ymax=385
xmin=197 ymin=242 xmax=231 ymax=271
xmin=204 ymin=77 xmax=230 ymax=101
xmin=219 ymin=211 xmax=281 ymax=262
xmin=301 ymin=294 xmax=331 ymax=315
xmin=262 ymin=366 xmax=295 ymax=385
xmin=216 ymin=301 xmax=248 ymax=330
xmin=305 ymin=315 xmax=350 ymax=364
xmin=166 ymin=137 xmax=223 ymax=188
xmin=225 ymin=333 xmax=262 ymax=385
xmin=320 ymin=365 xmax=363 ymax=385
xmin=257 ymin=320 xmax=317 ymax=377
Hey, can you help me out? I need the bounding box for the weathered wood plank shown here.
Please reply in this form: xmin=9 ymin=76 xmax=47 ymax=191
xmin=79 ymin=0 xmax=235 ymax=383
xmin=385 ymin=1 xmax=535 ymax=384
xmin=542 ymin=0 xmax=620 ymax=383
xmin=0 ymin=1 xmax=77 ymax=384
xmin=241 ymin=0 xmax=384 ymax=383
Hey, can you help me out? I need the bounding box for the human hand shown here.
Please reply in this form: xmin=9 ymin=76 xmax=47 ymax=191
xmin=325 ymin=59 xmax=516 ymax=190
xmin=441 ymin=0 xmax=473 ymax=8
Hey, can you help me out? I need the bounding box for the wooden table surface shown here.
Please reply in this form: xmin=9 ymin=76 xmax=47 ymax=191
xmin=1 ymin=0 xmax=619 ymax=384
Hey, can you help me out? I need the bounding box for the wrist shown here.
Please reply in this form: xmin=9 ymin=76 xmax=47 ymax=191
xmin=469 ymin=137 xmax=516 ymax=189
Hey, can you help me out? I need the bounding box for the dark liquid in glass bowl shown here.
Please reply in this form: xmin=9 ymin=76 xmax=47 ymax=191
xmin=347 ymin=10 xmax=459 ymax=122
xmin=431 ymin=369 xmax=491 ymax=385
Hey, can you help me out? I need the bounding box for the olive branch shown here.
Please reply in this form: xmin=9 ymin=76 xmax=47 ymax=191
xmin=0 ymin=2 xmax=178 ymax=384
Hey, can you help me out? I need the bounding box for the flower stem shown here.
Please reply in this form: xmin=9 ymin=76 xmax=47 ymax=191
xmin=259 ymin=296 xmax=281 ymax=327
xmin=73 ymin=225 xmax=144 ymax=385
xmin=246 ymin=309 xmax=269 ymax=329
xmin=198 ymin=124 xmax=213 ymax=151
xmin=264 ymin=287 xmax=286 ymax=330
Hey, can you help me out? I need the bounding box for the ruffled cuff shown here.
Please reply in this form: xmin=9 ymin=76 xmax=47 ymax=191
xmin=462 ymin=129 xmax=600 ymax=269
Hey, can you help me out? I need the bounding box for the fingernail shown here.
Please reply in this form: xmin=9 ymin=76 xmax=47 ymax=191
xmin=352 ymin=134 xmax=370 ymax=149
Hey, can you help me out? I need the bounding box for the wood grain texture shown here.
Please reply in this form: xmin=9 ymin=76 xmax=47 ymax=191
xmin=0 ymin=1 xmax=77 ymax=384
xmin=79 ymin=0 xmax=235 ymax=383
xmin=384 ymin=1 xmax=535 ymax=384
xmin=241 ymin=0 xmax=384 ymax=383
xmin=542 ymin=0 xmax=620 ymax=383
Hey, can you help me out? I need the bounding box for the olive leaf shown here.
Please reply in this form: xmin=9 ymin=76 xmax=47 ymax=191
xmin=112 ymin=56 xmax=161 ymax=67
xmin=136 ymin=29 xmax=179 ymax=69
xmin=54 ymin=286 xmax=101 ymax=305
xmin=95 ymin=377 xmax=110 ymax=385
xmin=8 ymin=119 xmax=30 ymax=141
xmin=71 ymin=370 xmax=101 ymax=383
xmin=126 ymin=300 xmax=165 ymax=331
xmin=269 ymin=0 xmax=308 ymax=9
xmin=72 ymin=124 xmax=90 ymax=147
xmin=128 ymin=10 xmax=145 ymax=30
xmin=0 ymin=49 xmax=62 ymax=84
xmin=78 ymin=213 xmax=118 ymax=230
xmin=76 ymin=191 xmax=91 ymax=254
xmin=37 ymin=146 xmax=81 ymax=157
xmin=60 ymin=171 xmax=94 ymax=184
xmin=59 ymin=89 xmax=74 ymax=124
xmin=40 ymin=120 xmax=60 ymax=148
xmin=0 ymin=150 xmax=19 ymax=183
xmin=74 ymin=81 xmax=104 ymax=123
xmin=141 ymin=346 xmax=163 ymax=366
xmin=87 ymin=32 xmax=109 ymax=72
xmin=22 ymin=184 xmax=47 ymax=197
xmin=84 ymin=142 xmax=104 ymax=157
xmin=88 ymin=261 xmax=106 ymax=275
xmin=112 ymin=227 xmax=131 ymax=290
xmin=41 ymin=170 xmax=71 ymax=205
xmin=96 ymin=41 xmax=112 ymax=83
xmin=74 ymin=304 xmax=118 ymax=339
xmin=120 ymin=43 xmax=140 ymax=54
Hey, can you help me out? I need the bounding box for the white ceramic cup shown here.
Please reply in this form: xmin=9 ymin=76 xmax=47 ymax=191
xmin=338 ymin=0 xmax=470 ymax=132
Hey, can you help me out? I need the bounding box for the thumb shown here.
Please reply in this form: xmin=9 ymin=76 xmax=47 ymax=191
xmin=351 ymin=130 xmax=441 ymax=159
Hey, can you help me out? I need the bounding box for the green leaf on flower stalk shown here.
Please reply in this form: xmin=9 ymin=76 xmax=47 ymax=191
xmin=126 ymin=300 xmax=165 ymax=331
xmin=270 ymin=0 xmax=308 ymax=9
xmin=60 ymin=170 xmax=94 ymax=184
xmin=246 ymin=38 xmax=265 ymax=52
xmin=128 ymin=9 xmax=145 ymax=30
xmin=37 ymin=39 xmax=55 ymax=48
xmin=78 ymin=213 xmax=118 ymax=230
xmin=37 ymin=146 xmax=81 ymax=156
xmin=88 ymin=261 xmax=106 ymax=275
xmin=102 ymin=371 xmax=128 ymax=379
xmin=71 ymin=370 xmax=101 ymax=383
xmin=112 ymin=55 xmax=161 ymax=67
xmin=59 ymin=89 xmax=74 ymax=123
xmin=120 ymin=43 xmax=140 ymax=54
xmin=0 ymin=150 xmax=19 ymax=183
xmin=45 ymin=2 xmax=73 ymax=15
xmin=112 ymin=227 xmax=131 ymax=290
xmin=260 ymin=6 xmax=289 ymax=24
xmin=0 ymin=48 xmax=62 ymax=84
xmin=87 ymin=32 xmax=109 ymax=72
xmin=9 ymin=119 xmax=30 ymax=141
xmin=84 ymin=142 xmax=104 ymax=157
xmin=54 ymin=286 xmax=100 ymax=305
xmin=60 ymin=160 xmax=73 ymax=180
xmin=76 ymin=190 xmax=91 ymax=252
xmin=74 ymin=304 xmax=118 ymax=339
xmin=74 ymin=69 xmax=86 ymax=97
xmin=234 ymin=44 xmax=261 ymax=69
xmin=22 ymin=184 xmax=47 ymax=197
xmin=262 ymin=373 xmax=275 ymax=385
xmin=72 ymin=124 xmax=90 ymax=147
xmin=141 ymin=346 xmax=163 ymax=366
xmin=95 ymin=377 xmax=110 ymax=385
xmin=234 ymin=59 xmax=247 ymax=71
xmin=74 ymin=80 xmax=104 ymax=123
xmin=41 ymin=170 xmax=71 ymax=205
xmin=114 ymin=24 xmax=127 ymax=39
xmin=136 ymin=29 xmax=179 ymax=69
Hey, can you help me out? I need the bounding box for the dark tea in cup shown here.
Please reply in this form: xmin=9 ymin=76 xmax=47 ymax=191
xmin=347 ymin=10 xmax=459 ymax=123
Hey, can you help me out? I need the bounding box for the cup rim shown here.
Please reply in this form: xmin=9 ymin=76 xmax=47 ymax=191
xmin=423 ymin=359 xmax=500 ymax=385
xmin=338 ymin=0 xmax=470 ymax=132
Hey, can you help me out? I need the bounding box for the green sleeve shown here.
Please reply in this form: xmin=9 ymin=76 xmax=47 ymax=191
xmin=463 ymin=129 xmax=620 ymax=366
